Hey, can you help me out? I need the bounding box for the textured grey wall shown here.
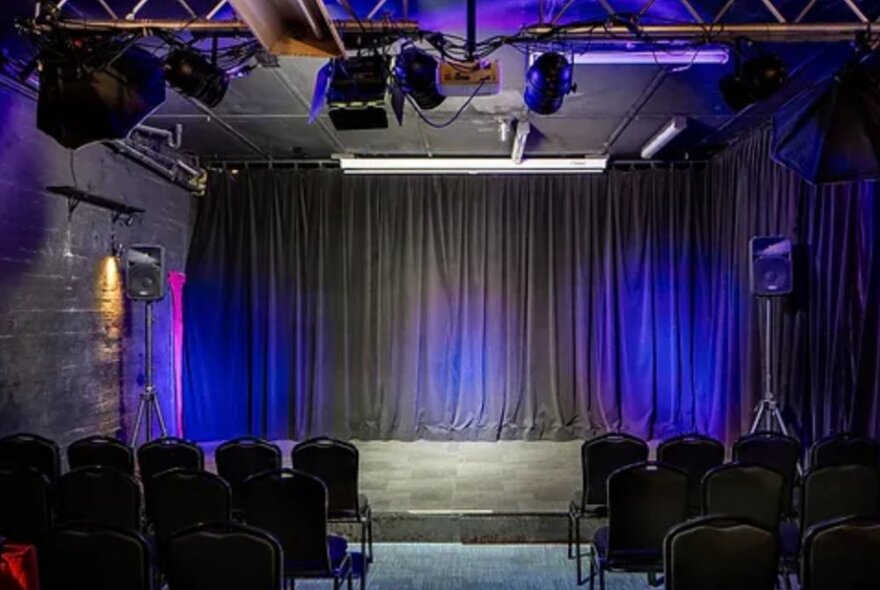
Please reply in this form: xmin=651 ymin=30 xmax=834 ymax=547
xmin=0 ymin=85 xmax=193 ymax=447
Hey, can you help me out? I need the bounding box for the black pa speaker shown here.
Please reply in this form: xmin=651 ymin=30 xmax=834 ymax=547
xmin=37 ymin=45 xmax=166 ymax=150
xmin=126 ymin=245 xmax=166 ymax=301
xmin=750 ymin=236 xmax=793 ymax=296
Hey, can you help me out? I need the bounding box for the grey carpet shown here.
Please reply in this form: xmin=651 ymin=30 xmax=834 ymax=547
xmin=293 ymin=543 xmax=652 ymax=589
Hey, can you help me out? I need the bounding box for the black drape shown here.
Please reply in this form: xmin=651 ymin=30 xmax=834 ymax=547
xmin=184 ymin=134 xmax=879 ymax=443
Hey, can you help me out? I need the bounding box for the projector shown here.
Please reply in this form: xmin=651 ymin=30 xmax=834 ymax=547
xmin=437 ymin=60 xmax=501 ymax=97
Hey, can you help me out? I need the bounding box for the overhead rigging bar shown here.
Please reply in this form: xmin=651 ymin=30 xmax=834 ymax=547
xmin=37 ymin=18 xmax=873 ymax=43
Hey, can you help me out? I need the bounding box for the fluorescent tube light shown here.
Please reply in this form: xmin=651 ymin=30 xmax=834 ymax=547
xmin=336 ymin=156 xmax=608 ymax=175
xmin=641 ymin=116 xmax=688 ymax=159
xmin=530 ymin=47 xmax=728 ymax=66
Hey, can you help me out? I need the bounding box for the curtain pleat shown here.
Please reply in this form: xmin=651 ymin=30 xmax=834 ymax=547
xmin=184 ymin=138 xmax=880 ymax=443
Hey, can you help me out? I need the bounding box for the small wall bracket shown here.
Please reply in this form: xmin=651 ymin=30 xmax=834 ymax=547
xmin=48 ymin=185 xmax=145 ymax=226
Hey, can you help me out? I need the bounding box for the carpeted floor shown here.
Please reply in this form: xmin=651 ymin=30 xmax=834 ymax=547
xmin=292 ymin=543 xmax=651 ymax=589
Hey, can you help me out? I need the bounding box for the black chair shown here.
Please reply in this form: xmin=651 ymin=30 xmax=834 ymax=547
xmin=0 ymin=432 xmax=60 ymax=482
xmin=780 ymin=464 xmax=880 ymax=563
xmin=733 ymin=432 xmax=800 ymax=513
xmin=586 ymin=462 xmax=688 ymax=589
xmin=657 ymin=434 xmax=725 ymax=514
xmin=664 ymin=516 xmax=778 ymax=590
xmin=569 ymin=433 xmax=649 ymax=560
xmin=702 ymin=463 xmax=785 ymax=530
xmin=801 ymin=515 xmax=880 ymax=590
xmin=243 ymin=469 xmax=353 ymax=590
xmin=215 ymin=437 xmax=282 ymax=512
xmin=292 ymin=437 xmax=373 ymax=567
xmin=68 ymin=435 xmax=135 ymax=474
xmin=809 ymin=433 xmax=879 ymax=469
xmin=167 ymin=522 xmax=283 ymax=590
xmin=137 ymin=437 xmax=204 ymax=482
xmin=41 ymin=522 xmax=152 ymax=590
xmin=55 ymin=466 xmax=141 ymax=531
xmin=146 ymin=468 xmax=232 ymax=565
xmin=0 ymin=464 xmax=52 ymax=543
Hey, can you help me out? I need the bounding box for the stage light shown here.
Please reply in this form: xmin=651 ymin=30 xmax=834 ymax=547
xmin=165 ymin=49 xmax=229 ymax=108
xmin=524 ymin=52 xmax=574 ymax=115
xmin=394 ymin=48 xmax=445 ymax=111
xmin=719 ymin=53 xmax=787 ymax=113
xmin=742 ymin=54 xmax=787 ymax=100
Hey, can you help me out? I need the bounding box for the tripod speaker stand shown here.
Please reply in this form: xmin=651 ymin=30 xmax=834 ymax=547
xmin=750 ymin=297 xmax=789 ymax=435
xmin=126 ymin=245 xmax=168 ymax=446
xmin=130 ymin=300 xmax=168 ymax=446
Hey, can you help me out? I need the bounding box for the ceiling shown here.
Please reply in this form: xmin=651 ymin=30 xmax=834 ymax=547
xmin=2 ymin=1 xmax=877 ymax=161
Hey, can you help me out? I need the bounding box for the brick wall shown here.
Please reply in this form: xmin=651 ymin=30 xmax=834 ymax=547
xmin=0 ymin=85 xmax=193 ymax=448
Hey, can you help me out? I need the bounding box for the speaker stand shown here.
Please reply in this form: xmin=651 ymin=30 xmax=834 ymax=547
xmin=130 ymin=301 xmax=168 ymax=446
xmin=749 ymin=298 xmax=789 ymax=434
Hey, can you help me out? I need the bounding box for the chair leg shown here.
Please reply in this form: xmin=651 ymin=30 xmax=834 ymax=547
xmin=367 ymin=508 xmax=374 ymax=563
xmin=587 ymin=552 xmax=594 ymax=590
xmin=361 ymin=520 xmax=368 ymax=571
xmin=567 ymin=512 xmax=574 ymax=559
xmin=598 ymin=562 xmax=605 ymax=590
xmin=576 ymin=539 xmax=583 ymax=585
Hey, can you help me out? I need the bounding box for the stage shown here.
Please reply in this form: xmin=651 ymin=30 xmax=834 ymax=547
xmin=203 ymin=440 xmax=601 ymax=543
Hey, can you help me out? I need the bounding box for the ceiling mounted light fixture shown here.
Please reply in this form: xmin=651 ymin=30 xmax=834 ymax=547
xmin=336 ymin=156 xmax=607 ymax=174
xmin=720 ymin=51 xmax=787 ymax=113
xmin=524 ymin=52 xmax=575 ymax=115
xmin=641 ymin=116 xmax=688 ymax=159
xmin=394 ymin=48 xmax=446 ymax=111
xmin=165 ymin=49 xmax=229 ymax=107
xmin=531 ymin=47 xmax=729 ymax=66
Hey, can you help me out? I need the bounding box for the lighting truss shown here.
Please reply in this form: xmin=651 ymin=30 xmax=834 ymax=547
xmin=33 ymin=0 xmax=880 ymax=44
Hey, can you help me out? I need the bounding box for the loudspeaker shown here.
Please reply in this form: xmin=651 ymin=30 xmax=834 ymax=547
xmin=750 ymin=236 xmax=793 ymax=296
xmin=37 ymin=45 xmax=166 ymax=149
xmin=126 ymin=245 xmax=166 ymax=301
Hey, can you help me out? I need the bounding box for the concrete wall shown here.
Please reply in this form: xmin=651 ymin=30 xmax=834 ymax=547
xmin=0 ymin=84 xmax=192 ymax=448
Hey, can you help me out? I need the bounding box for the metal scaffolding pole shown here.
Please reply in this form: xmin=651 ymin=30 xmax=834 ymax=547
xmin=38 ymin=18 xmax=873 ymax=43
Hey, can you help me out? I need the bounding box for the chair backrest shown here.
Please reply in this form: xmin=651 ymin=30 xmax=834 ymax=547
xmin=0 ymin=432 xmax=60 ymax=482
xmin=243 ymin=468 xmax=332 ymax=574
xmin=665 ymin=516 xmax=778 ymax=590
xmin=68 ymin=435 xmax=134 ymax=474
xmin=580 ymin=433 xmax=649 ymax=507
xmin=657 ymin=434 xmax=725 ymax=512
xmin=167 ymin=522 xmax=283 ymax=590
xmin=0 ymin=464 xmax=52 ymax=543
xmin=733 ymin=432 xmax=800 ymax=512
xmin=215 ymin=437 xmax=282 ymax=508
xmin=137 ymin=437 xmax=204 ymax=482
xmin=802 ymin=516 xmax=880 ymax=590
xmin=146 ymin=468 xmax=232 ymax=548
xmin=606 ymin=462 xmax=689 ymax=561
xmin=810 ymin=433 xmax=879 ymax=469
xmin=41 ymin=523 xmax=152 ymax=590
xmin=702 ymin=462 xmax=785 ymax=530
xmin=801 ymin=465 xmax=880 ymax=533
xmin=56 ymin=466 xmax=141 ymax=531
xmin=292 ymin=437 xmax=360 ymax=516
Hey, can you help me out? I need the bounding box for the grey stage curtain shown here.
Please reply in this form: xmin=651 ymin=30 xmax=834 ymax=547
xmin=184 ymin=136 xmax=880 ymax=443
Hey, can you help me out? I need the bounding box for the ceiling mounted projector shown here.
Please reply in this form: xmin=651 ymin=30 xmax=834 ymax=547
xmin=227 ymin=0 xmax=345 ymax=57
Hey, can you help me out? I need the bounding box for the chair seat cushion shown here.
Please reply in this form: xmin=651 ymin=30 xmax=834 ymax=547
xmin=285 ymin=535 xmax=349 ymax=574
xmin=779 ymin=521 xmax=800 ymax=559
xmin=592 ymin=526 xmax=661 ymax=568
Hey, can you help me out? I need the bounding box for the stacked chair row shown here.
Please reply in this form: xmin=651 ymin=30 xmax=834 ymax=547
xmin=568 ymin=431 xmax=880 ymax=589
xmin=0 ymin=433 xmax=372 ymax=590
